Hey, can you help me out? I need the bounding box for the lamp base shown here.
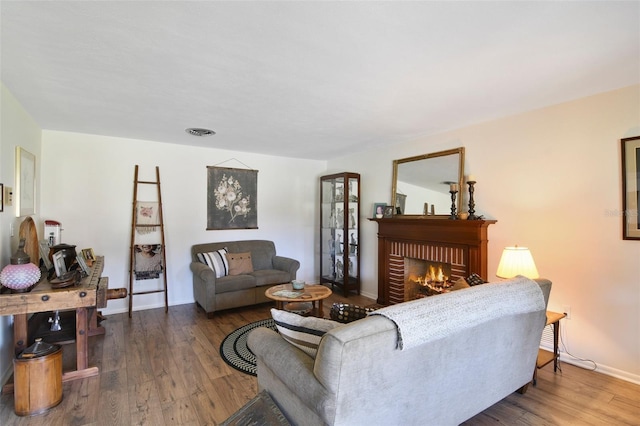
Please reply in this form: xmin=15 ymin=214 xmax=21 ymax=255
xmin=8 ymin=284 xmax=37 ymax=293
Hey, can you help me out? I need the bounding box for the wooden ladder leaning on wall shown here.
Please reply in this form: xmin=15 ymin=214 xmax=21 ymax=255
xmin=128 ymin=165 xmax=168 ymax=318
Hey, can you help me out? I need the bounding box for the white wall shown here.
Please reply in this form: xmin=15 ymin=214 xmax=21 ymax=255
xmin=328 ymin=85 xmax=640 ymax=383
xmin=0 ymin=83 xmax=43 ymax=386
xmin=39 ymin=131 xmax=326 ymax=314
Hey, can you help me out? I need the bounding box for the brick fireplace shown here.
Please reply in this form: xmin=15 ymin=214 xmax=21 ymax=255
xmin=372 ymin=217 xmax=496 ymax=305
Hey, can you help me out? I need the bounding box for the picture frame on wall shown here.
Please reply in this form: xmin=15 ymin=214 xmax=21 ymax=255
xmin=16 ymin=147 xmax=36 ymax=217
xmin=621 ymin=136 xmax=640 ymax=240
xmin=207 ymin=166 xmax=258 ymax=230
xmin=0 ymin=183 xmax=3 ymax=213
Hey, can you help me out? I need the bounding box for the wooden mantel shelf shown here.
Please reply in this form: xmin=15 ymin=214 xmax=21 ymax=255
xmin=369 ymin=217 xmax=497 ymax=245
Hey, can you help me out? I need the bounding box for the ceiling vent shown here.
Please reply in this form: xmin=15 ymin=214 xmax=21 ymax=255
xmin=185 ymin=128 xmax=216 ymax=137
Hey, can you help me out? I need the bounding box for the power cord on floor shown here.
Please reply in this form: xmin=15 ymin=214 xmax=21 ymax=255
xmin=556 ymin=323 xmax=598 ymax=372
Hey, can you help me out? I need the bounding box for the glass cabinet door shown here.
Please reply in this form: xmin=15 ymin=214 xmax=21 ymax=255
xmin=320 ymin=172 xmax=360 ymax=296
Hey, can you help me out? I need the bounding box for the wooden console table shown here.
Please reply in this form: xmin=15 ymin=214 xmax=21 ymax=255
xmin=0 ymin=256 xmax=109 ymax=393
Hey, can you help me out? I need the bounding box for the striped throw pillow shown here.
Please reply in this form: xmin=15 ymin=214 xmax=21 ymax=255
xmin=197 ymin=248 xmax=229 ymax=278
xmin=270 ymin=309 xmax=342 ymax=359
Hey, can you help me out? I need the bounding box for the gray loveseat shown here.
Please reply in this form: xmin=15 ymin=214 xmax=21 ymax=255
xmin=248 ymin=277 xmax=551 ymax=425
xmin=190 ymin=240 xmax=300 ymax=317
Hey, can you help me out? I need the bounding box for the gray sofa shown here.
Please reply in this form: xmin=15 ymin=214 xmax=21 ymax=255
xmin=248 ymin=277 xmax=551 ymax=426
xmin=190 ymin=240 xmax=300 ymax=317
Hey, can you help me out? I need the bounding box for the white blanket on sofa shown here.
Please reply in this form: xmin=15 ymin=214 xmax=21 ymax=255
xmin=370 ymin=276 xmax=545 ymax=350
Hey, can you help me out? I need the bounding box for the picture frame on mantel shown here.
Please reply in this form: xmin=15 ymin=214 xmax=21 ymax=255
xmin=16 ymin=147 xmax=36 ymax=217
xmin=383 ymin=206 xmax=394 ymax=218
xmin=373 ymin=203 xmax=386 ymax=218
xmin=621 ymin=136 xmax=640 ymax=240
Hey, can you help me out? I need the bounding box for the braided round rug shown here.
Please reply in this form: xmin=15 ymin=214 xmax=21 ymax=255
xmin=219 ymin=318 xmax=277 ymax=376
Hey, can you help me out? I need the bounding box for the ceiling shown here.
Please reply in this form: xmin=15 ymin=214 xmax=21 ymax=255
xmin=1 ymin=1 xmax=638 ymax=160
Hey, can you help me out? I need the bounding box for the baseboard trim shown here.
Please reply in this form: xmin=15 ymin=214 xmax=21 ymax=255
xmin=558 ymin=356 xmax=640 ymax=385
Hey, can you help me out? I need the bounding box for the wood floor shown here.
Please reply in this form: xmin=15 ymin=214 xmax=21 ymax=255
xmin=1 ymin=290 xmax=638 ymax=425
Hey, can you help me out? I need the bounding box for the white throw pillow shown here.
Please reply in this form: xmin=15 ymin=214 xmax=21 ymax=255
xmin=197 ymin=248 xmax=229 ymax=278
xmin=270 ymin=308 xmax=342 ymax=359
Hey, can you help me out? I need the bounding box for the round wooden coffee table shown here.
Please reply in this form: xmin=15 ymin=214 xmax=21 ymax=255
xmin=265 ymin=284 xmax=332 ymax=318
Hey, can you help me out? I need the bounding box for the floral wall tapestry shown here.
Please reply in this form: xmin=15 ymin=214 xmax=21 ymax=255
xmin=207 ymin=166 xmax=258 ymax=230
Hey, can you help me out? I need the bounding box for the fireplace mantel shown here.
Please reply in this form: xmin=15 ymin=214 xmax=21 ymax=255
xmin=371 ymin=217 xmax=496 ymax=305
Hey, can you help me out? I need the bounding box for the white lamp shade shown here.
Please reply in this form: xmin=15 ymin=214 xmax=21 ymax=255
xmin=496 ymin=246 xmax=539 ymax=279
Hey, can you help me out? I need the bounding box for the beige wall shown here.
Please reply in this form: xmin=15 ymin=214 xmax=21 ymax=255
xmin=328 ymin=85 xmax=640 ymax=383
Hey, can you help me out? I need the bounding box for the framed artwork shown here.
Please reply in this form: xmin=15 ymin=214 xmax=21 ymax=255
xmin=0 ymin=183 xmax=3 ymax=212
xmin=373 ymin=202 xmax=386 ymax=218
xmin=383 ymin=206 xmax=395 ymax=218
xmin=76 ymin=252 xmax=91 ymax=276
xmin=207 ymin=166 xmax=258 ymax=230
xmin=395 ymin=193 xmax=406 ymax=215
xmin=39 ymin=240 xmax=53 ymax=270
xmin=82 ymin=248 xmax=96 ymax=261
xmin=621 ymin=136 xmax=640 ymax=240
xmin=134 ymin=244 xmax=164 ymax=280
xmin=16 ymin=147 xmax=36 ymax=217
xmin=52 ymin=251 xmax=67 ymax=277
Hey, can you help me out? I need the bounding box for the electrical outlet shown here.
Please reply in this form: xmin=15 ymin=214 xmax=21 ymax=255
xmin=563 ymin=305 xmax=571 ymax=320
xmin=4 ymin=186 xmax=13 ymax=206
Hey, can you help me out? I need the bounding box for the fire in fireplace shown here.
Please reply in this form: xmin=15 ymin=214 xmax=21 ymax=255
xmin=404 ymin=258 xmax=454 ymax=300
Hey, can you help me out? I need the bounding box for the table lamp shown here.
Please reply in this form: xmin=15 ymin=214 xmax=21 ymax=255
xmin=0 ymin=239 xmax=42 ymax=292
xmin=496 ymin=246 xmax=539 ymax=279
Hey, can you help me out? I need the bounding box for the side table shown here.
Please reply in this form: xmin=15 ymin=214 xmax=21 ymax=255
xmin=533 ymin=310 xmax=566 ymax=385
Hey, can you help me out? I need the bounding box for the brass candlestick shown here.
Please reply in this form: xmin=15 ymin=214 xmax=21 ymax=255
xmin=449 ymin=190 xmax=458 ymax=220
xmin=467 ymin=180 xmax=477 ymax=220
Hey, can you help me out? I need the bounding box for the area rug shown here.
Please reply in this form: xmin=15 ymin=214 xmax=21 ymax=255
xmin=221 ymin=390 xmax=290 ymax=426
xmin=220 ymin=318 xmax=276 ymax=376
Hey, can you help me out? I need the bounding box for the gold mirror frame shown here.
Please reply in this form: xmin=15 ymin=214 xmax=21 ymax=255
xmin=391 ymin=147 xmax=465 ymax=217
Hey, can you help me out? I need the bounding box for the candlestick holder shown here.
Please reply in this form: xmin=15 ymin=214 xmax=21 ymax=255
xmin=467 ymin=180 xmax=477 ymax=220
xmin=449 ymin=190 xmax=458 ymax=220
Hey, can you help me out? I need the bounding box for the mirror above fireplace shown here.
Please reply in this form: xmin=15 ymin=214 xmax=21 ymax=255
xmin=391 ymin=147 xmax=465 ymax=216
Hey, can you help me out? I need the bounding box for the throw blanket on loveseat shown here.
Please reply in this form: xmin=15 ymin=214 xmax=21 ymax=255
xmin=370 ymin=276 xmax=545 ymax=350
